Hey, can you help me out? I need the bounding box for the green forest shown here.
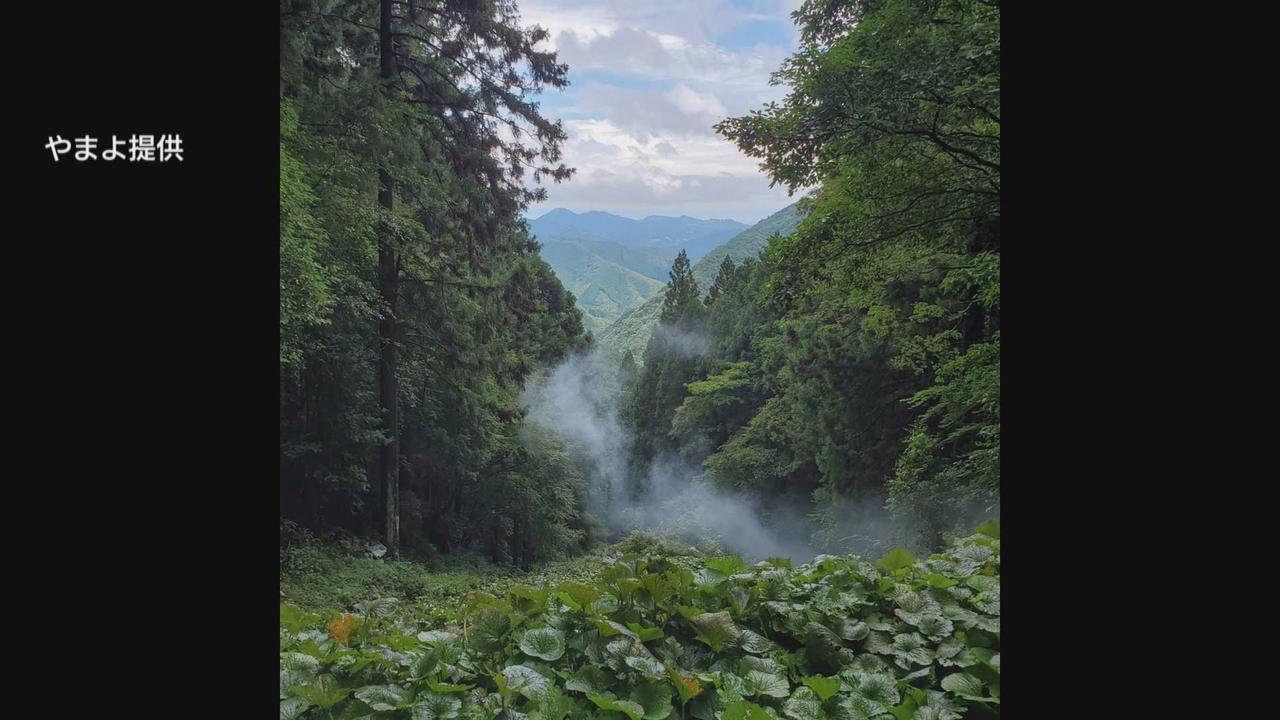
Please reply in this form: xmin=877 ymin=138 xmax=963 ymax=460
xmin=280 ymin=0 xmax=999 ymax=717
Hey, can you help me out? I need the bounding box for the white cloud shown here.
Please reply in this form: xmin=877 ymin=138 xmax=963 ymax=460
xmin=533 ymin=119 xmax=795 ymax=222
xmin=521 ymin=0 xmax=753 ymax=45
xmin=515 ymin=0 xmax=802 ymax=222
xmin=553 ymin=26 xmax=673 ymax=70
xmin=665 ymin=84 xmax=726 ymax=118
xmin=549 ymin=25 xmax=788 ymax=104
xmin=567 ymin=83 xmax=726 ymax=139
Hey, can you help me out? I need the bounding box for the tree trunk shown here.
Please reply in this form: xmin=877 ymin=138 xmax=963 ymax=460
xmin=378 ymin=0 xmax=400 ymax=558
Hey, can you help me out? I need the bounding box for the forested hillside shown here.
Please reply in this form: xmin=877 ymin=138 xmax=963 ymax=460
xmin=280 ymin=0 xmax=592 ymax=565
xmin=556 ymin=238 xmax=677 ymax=286
xmin=280 ymin=0 xmax=998 ymax=562
xmin=529 ymin=210 xmax=747 ymax=263
xmin=621 ymin=0 xmax=999 ymax=549
xmin=530 ymin=210 xmax=750 ymax=330
xmin=601 ymin=205 xmax=802 ymax=361
xmin=535 ymin=240 xmax=664 ymax=334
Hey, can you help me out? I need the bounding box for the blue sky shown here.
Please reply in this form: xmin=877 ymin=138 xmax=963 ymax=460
xmin=516 ymin=0 xmax=805 ymax=224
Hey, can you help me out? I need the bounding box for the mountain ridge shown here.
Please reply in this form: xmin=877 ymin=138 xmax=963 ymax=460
xmin=529 ymin=209 xmax=748 ymax=259
xmin=598 ymin=203 xmax=804 ymax=360
xmin=529 ymin=209 xmax=757 ymax=331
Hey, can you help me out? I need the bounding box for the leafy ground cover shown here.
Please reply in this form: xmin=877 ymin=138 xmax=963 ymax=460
xmin=282 ymin=544 xmax=600 ymax=624
xmin=281 ymin=528 xmax=707 ymax=624
xmin=280 ymin=525 xmax=999 ymax=719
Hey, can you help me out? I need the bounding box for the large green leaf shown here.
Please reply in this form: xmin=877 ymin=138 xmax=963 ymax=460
xmin=631 ymin=681 xmax=674 ymax=720
xmin=280 ymin=697 xmax=311 ymax=720
xmin=721 ymin=700 xmax=773 ymax=720
xmin=355 ymin=684 xmax=414 ymax=711
xmin=281 ymin=603 xmax=320 ymax=634
xmin=687 ymin=692 xmax=719 ymax=720
xmin=706 ymin=556 xmax=748 ymax=576
xmin=565 ymin=665 xmax=613 ymax=695
xmin=502 ymin=665 xmax=550 ymax=700
xmin=429 ymin=682 xmax=472 ymax=694
xmin=355 ymin=597 xmax=400 ymax=618
xmin=940 ymin=672 xmax=982 ymax=696
xmin=888 ymin=696 xmax=918 ymax=720
xmin=783 ymin=689 xmax=822 ymax=720
xmin=693 ymin=567 xmax=727 ymax=587
xmin=804 ymin=622 xmax=849 ymax=674
xmin=911 ymin=690 xmax=966 ymax=720
xmin=519 ymin=627 xmax=566 ymax=661
xmin=716 ymin=671 xmax=747 ymax=702
xmin=925 ymin=574 xmax=959 ymax=590
xmin=472 ymin=608 xmax=511 ymax=654
xmin=587 ymin=692 xmax=646 ymax=720
xmin=280 ymin=652 xmax=321 ymax=697
xmin=890 ymin=634 xmax=933 ymax=667
xmin=639 ymin=572 xmax=678 ymax=608
xmin=558 ymin=582 xmax=602 ymax=609
xmin=381 ymin=632 xmax=422 ymax=652
xmin=851 ymin=673 xmax=900 ymax=707
xmin=593 ymin=618 xmax=639 ymax=639
xmin=412 ymin=691 xmax=463 ymax=720
xmin=417 ymin=630 xmax=459 ymax=645
xmin=940 ymin=672 xmax=996 ymax=703
xmin=738 ymin=628 xmax=777 ymax=655
xmin=836 ymin=619 xmax=869 ymax=642
xmin=744 ymin=670 xmax=790 ymax=698
xmin=916 ymin=615 xmax=954 ymax=639
xmin=964 ymin=575 xmax=998 ymax=593
xmin=625 ymin=653 xmax=667 ymax=678
xmin=627 ymin=622 xmax=666 ymax=642
xmin=291 ymin=674 xmax=351 ymax=709
xmin=801 ymin=675 xmax=840 ymax=701
xmin=532 ymin=686 xmax=576 ymax=720
xmin=666 ymin=667 xmax=703 ymax=704
xmin=411 ymin=647 xmax=441 ymax=679
xmin=508 ymin=586 xmax=551 ymax=615
xmin=690 ymin=611 xmax=741 ymax=651
xmin=739 ymin=656 xmax=784 ymax=676
xmin=877 ymin=549 xmax=916 ymax=574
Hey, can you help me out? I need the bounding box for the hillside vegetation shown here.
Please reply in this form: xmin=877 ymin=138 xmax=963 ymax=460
xmin=601 ymin=205 xmax=802 ymax=361
xmin=280 ymin=526 xmax=1000 ymax=720
xmin=530 ymin=211 xmax=751 ymax=330
xmin=537 ymin=241 xmax=666 ymax=333
xmin=530 ymin=210 xmax=747 ymax=262
xmin=617 ymin=0 xmax=999 ymax=549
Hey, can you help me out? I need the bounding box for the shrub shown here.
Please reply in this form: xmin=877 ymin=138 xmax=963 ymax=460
xmin=280 ymin=528 xmax=1000 ymax=719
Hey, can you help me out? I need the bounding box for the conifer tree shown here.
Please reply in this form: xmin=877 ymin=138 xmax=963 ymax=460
xmin=704 ymin=255 xmax=737 ymax=306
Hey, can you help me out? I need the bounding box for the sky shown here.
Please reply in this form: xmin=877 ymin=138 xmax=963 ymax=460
xmin=517 ymin=0 xmax=806 ymax=224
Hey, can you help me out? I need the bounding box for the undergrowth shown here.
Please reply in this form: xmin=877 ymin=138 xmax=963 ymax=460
xmin=280 ymin=523 xmax=1000 ymax=719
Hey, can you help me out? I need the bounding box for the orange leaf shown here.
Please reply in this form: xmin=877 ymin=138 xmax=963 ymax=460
xmin=328 ymin=613 xmax=357 ymax=646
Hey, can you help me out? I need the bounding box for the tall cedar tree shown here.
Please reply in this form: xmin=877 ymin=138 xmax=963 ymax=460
xmin=280 ymin=0 xmax=586 ymax=561
xmin=704 ymin=255 xmax=737 ymax=306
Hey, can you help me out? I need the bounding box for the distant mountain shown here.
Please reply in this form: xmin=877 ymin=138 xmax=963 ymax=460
xmin=569 ymin=238 xmax=675 ymax=283
xmin=529 ymin=209 xmax=750 ymax=330
xmin=536 ymin=240 xmax=665 ymax=335
xmin=529 ymin=209 xmax=748 ymax=263
xmin=600 ymin=203 xmax=803 ymax=360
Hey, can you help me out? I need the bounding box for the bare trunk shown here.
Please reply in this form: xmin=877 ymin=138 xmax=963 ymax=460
xmin=377 ymin=0 xmax=400 ymax=558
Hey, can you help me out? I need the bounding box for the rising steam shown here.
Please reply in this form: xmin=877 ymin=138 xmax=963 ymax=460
xmin=521 ymin=345 xmax=821 ymax=561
